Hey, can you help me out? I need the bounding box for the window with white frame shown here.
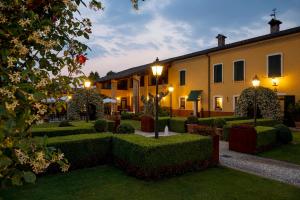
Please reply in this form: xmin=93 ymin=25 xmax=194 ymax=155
xmin=179 ymin=70 xmax=186 ymax=86
xmin=233 ymin=95 xmax=239 ymax=111
xmin=179 ymin=97 xmax=186 ymax=109
xmin=268 ymin=54 xmax=282 ymax=77
xmin=233 ymin=60 xmax=245 ymax=81
xmin=213 ymin=64 xmax=223 ymax=83
xmin=214 ymin=96 xmax=223 ymax=111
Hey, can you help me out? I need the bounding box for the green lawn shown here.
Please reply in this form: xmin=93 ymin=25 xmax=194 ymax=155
xmin=259 ymin=131 xmax=300 ymax=165
xmin=1 ymin=166 xmax=299 ymax=200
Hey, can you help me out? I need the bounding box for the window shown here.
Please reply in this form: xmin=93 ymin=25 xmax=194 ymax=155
xmin=268 ymin=54 xmax=282 ymax=77
xmin=233 ymin=95 xmax=239 ymax=111
xmin=140 ymin=76 xmax=145 ymax=87
xmin=129 ymin=78 xmax=133 ymax=88
xmin=214 ymin=64 xmax=223 ymax=83
xmin=117 ymin=79 xmax=128 ymax=90
xmin=179 ymin=70 xmax=186 ymax=86
xmin=214 ymin=96 xmax=223 ymax=111
xmin=233 ymin=60 xmax=244 ymax=81
xmin=179 ymin=97 xmax=186 ymax=109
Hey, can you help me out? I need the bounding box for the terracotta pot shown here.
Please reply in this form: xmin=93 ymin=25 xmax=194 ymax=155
xmin=141 ymin=115 xmax=154 ymax=132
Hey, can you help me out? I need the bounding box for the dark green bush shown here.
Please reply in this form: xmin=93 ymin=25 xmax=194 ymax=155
xmin=222 ymin=124 xmax=231 ymax=141
xmin=112 ymin=134 xmax=213 ymax=179
xmin=107 ymin=120 xmax=115 ymax=132
xmin=48 ymin=134 xmax=112 ymax=170
xmin=58 ymin=120 xmax=73 ymax=127
xmin=227 ymin=118 xmax=279 ymax=127
xmin=116 ymin=123 xmax=135 ymax=134
xmin=274 ymin=124 xmax=293 ymax=144
xmin=158 ymin=117 xmax=170 ymax=131
xmin=186 ymin=115 xmax=199 ymax=124
xmin=169 ymin=118 xmax=186 ymax=133
xmin=94 ymin=119 xmax=108 ymax=132
xmin=255 ymin=126 xmax=277 ymax=149
xmin=32 ymin=126 xmax=97 ymax=137
xmin=121 ymin=111 xmax=136 ymax=120
xmin=213 ymin=118 xmax=226 ymax=128
xmin=158 ymin=106 xmax=170 ymax=117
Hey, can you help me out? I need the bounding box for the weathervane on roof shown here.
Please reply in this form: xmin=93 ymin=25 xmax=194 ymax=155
xmin=270 ymin=8 xmax=277 ymax=19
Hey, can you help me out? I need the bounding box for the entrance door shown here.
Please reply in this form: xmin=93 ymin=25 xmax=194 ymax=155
xmin=121 ymin=97 xmax=127 ymax=111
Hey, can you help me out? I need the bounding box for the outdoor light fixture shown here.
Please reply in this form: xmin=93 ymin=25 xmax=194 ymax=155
xmin=252 ymin=75 xmax=260 ymax=126
xmin=67 ymin=95 xmax=72 ymax=100
xmin=168 ymin=85 xmax=174 ymax=118
xmin=272 ymin=77 xmax=279 ymax=92
xmin=84 ymin=80 xmax=91 ymax=88
xmin=151 ymin=57 xmax=164 ymax=139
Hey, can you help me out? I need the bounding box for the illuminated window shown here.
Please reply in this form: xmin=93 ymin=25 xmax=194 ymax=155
xmin=179 ymin=97 xmax=186 ymax=109
xmin=214 ymin=96 xmax=223 ymax=111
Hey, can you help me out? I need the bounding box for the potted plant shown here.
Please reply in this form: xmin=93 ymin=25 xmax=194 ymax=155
xmin=186 ymin=115 xmax=199 ymax=133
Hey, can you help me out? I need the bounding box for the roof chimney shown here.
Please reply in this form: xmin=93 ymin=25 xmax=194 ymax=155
xmin=268 ymin=8 xmax=282 ymax=34
xmin=216 ymin=34 xmax=227 ymax=47
xmin=268 ymin=18 xmax=282 ymax=33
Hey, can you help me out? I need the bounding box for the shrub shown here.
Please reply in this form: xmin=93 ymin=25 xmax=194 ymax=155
xmin=213 ymin=118 xmax=226 ymax=128
xmin=121 ymin=111 xmax=135 ymax=120
xmin=222 ymin=124 xmax=231 ymax=141
xmin=255 ymin=126 xmax=277 ymax=149
xmin=227 ymin=118 xmax=279 ymax=127
xmin=58 ymin=120 xmax=73 ymax=127
xmin=158 ymin=106 xmax=170 ymax=117
xmin=186 ymin=115 xmax=199 ymax=124
xmin=169 ymin=118 xmax=186 ymax=133
xmin=107 ymin=120 xmax=116 ymax=132
xmin=32 ymin=126 xmax=97 ymax=137
xmin=112 ymin=134 xmax=213 ymax=179
xmin=274 ymin=124 xmax=293 ymax=144
xmin=116 ymin=123 xmax=135 ymax=134
xmin=94 ymin=119 xmax=108 ymax=132
xmin=48 ymin=134 xmax=112 ymax=170
xmin=158 ymin=117 xmax=170 ymax=131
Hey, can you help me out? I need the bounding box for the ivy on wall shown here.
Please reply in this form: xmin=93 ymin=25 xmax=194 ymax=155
xmin=68 ymin=89 xmax=104 ymax=120
xmin=235 ymin=86 xmax=281 ymax=121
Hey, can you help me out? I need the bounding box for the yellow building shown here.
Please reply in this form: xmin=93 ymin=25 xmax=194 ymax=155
xmin=97 ymin=19 xmax=300 ymax=118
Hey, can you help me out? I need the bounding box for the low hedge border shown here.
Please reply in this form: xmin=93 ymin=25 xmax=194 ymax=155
xmin=223 ymin=118 xmax=279 ymax=141
xmin=45 ymin=133 xmax=214 ymax=179
xmin=112 ymin=134 xmax=213 ymax=179
xmin=32 ymin=126 xmax=97 ymax=137
xmin=169 ymin=118 xmax=186 ymax=133
xmin=255 ymin=126 xmax=277 ymax=151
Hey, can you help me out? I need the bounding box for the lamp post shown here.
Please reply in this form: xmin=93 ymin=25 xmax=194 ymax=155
xmin=66 ymin=95 xmax=72 ymax=120
xmin=151 ymin=57 xmax=163 ymax=139
xmin=84 ymin=80 xmax=91 ymax=122
xmin=252 ymin=75 xmax=260 ymax=126
xmin=168 ymin=85 xmax=174 ymax=118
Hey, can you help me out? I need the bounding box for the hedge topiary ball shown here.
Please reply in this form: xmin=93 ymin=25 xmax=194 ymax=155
xmin=274 ymin=124 xmax=293 ymax=144
xmin=116 ymin=123 xmax=135 ymax=134
xmin=94 ymin=119 xmax=108 ymax=132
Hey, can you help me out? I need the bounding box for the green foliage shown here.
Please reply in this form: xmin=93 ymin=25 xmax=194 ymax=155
xmin=186 ymin=115 xmax=199 ymax=124
xmin=274 ymin=124 xmax=293 ymax=144
xmin=116 ymin=123 xmax=135 ymax=134
xmin=169 ymin=118 xmax=186 ymax=133
xmin=94 ymin=119 xmax=108 ymax=132
xmin=120 ymin=111 xmax=135 ymax=120
xmin=198 ymin=116 xmax=248 ymax=126
xmin=235 ymin=87 xmax=281 ymax=121
xmin=48 ymin=134 xmax=112 ymax=169
xmin=112 ymin=134 xmax=212 ymax=179
xmin=255 ymin=126 xmax=277 ymax=148
xmin=213 ymin=118 xmax=226 ymax=128
xmin=58 ymin=120 xmax=73 ymax=127
xmin=107 ymin=120 xmax=115 ymax=132
xmin=158 ymin=106 xmax=170 ymax=117
xmin=32 ymin=126 xmax=96 ymax=137
xmin=222 ymin=124 xmax=231 ymax=141
xmin=157 ymin=117 xmax=170 ymax=131
xmin=141 ymin=92 xmax=169 ymax=116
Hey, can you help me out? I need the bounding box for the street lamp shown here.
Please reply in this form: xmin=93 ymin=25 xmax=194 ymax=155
xmin=252 ymin=75 xmax=260 ymax=126
xmin=84 ymin=80 xmax=91 ymax=122
xmin=168 ymin=85 xmax=174 ymax=118
xmin=151 ymin=57 xmax=163 ymax=139
xmin=66 ymin=95 xmax=72 ymax=120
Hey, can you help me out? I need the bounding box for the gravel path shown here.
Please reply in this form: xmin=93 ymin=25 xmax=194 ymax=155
xmin=219 ymin=141 xmax=300 ymax=187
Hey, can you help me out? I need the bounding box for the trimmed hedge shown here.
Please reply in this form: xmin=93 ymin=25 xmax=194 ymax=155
xmin=198 ymin=116 xmax=248 ymax=126
xmin=169 ymin=118 xmax=186 ymax=133
xmin=94 ymin=119 xmax=107 ymax=132
xmin=112 ymin=134 xmax=213 ymax=179
xmin=255 ymin=126 xmax=277 ymax=149
xmin=48 ymin=134 xmax=112 ymax=170
xmin=158 ymin=117 xmax=170 ymax=131
xmin=107 ymin=120 xmax=115 ymax=132
xmin=32 ymin=126 xmax=97 ymax=137
xmin=274 ymin=124 xmax=293 ymax=144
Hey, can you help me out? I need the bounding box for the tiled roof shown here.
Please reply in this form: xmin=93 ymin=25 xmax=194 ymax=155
xmin=98 ymin=26 xmax=300 ymax=82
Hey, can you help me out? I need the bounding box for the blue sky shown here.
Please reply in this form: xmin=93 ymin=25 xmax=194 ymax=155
xmin=80 ymin=0 xmax=300 ymax=76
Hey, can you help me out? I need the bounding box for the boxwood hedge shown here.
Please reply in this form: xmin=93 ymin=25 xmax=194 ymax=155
xmin=169 ymin=118 xmax=186 ymax=133
xmin=32 ymin=126 xmax=97 ymax=137
xmin=255 ymin=126 xmax=277 ymax=150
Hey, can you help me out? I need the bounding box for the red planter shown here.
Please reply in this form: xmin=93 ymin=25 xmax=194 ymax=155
xmin=187 ymin=124 xmax=199 ymax=133
xmin=211 ymin=135 xmax=219 ymax=165
xmin=229 ymin=125 xmax=256 ymax=154
xmin=141 ymin=115 xmax=154 ymax=132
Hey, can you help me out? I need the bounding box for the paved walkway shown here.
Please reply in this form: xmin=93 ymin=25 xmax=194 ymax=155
xmin=219 ymin=141 xmax=300 ymax=187
xmin=135 ymin=130 xmax=178 ymax=137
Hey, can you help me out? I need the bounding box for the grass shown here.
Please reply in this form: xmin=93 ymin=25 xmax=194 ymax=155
xmin=121 ymin=119 xmax=141 ymax=130
xmin=1 ymin=166 xmax=299 ymax=200
xmin=259 ymin=131 xmax=300 ymax=165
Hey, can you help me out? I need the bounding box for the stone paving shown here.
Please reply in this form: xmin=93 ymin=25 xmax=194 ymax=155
xmin=219 ymin=141 xmax=300 ymax=187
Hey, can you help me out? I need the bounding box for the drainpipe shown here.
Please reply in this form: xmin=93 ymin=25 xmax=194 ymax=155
xmin=206 ymin=54 xmax=211 ymax=117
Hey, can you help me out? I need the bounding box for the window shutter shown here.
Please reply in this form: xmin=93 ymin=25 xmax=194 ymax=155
xmin=214 ymin=64 xmax=223 ymax=83
xmin=234 ymin=61 xmax=244 ymax=81
xmin=268 ymin=55 xmax=282 ymax=77
xmin=180 ymin=71 xmax=185 ymax=85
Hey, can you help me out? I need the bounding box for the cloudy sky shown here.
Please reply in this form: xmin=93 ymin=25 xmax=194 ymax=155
xmin=79 ymin=0 xmax=300 ymax=77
